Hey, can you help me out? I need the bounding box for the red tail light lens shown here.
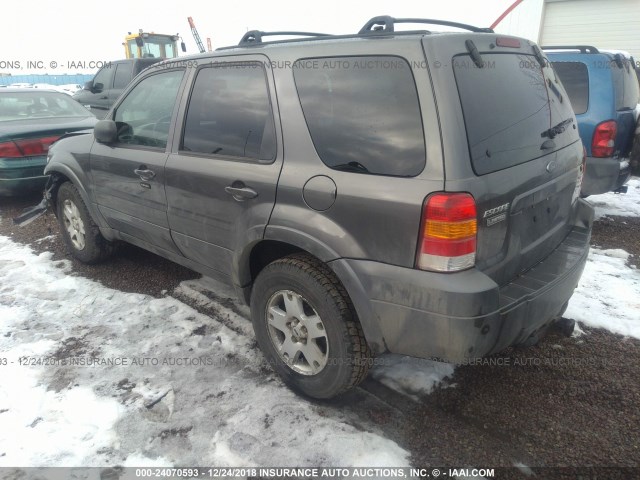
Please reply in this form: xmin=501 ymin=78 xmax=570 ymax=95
xmin=0 ymin=141 xmax=23 ymax=158
xmin=0 ymin=136 xmax=60 ymax=158
xmin=416 ymin=193 xmax=477 ymax=272
xmin=14 ymin=136 xmax=60 ymax=156
xmin=591 ymin=120 xmax=617 ymax=157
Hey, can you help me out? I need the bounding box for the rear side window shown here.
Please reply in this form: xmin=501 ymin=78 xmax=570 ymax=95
xmin=293 ymin=56 xmax=425 ymax=177
xmin=181 ymin=64 xmax=276 ymax=161
xmin=612 ymin=59 xmax=640 ymax=110
xmin=454 ymin=53 xmax=576 ymax=175
xmin=551 ymin=62 xmax=589 ymax=115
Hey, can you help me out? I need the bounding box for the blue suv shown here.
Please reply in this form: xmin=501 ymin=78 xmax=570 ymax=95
xmin=544 ymin=46 xmax=639 ymax=196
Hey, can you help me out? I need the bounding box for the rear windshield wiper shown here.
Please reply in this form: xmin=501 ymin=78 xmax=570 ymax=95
xmin=541 ymin=118 xmax=574 ymax=139
xmin=332 ymin=161 xmax=370 ymax=173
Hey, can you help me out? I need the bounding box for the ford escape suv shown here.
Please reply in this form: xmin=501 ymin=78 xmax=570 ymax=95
xmin=544 ymin=46 xmax=640 ymax=196
xmin=35 ymin=16 xmax=593 ymax=399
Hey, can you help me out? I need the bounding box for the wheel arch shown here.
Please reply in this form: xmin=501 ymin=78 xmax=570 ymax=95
xmin=45 ymin=164 xmax=111 ymax=232
xmin=238 ymin=231 xmax=387 ymax=354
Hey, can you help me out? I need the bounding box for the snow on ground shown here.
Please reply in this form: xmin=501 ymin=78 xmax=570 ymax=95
xmin=2 ymin=170 xmax=640 ymax=467
xmin=369 ymin=355 xmax=454 ymax=402
xmin=565 ymin=248 xmax=640 ymax=339
xmin=567 ymin=176 xmax=640 ymax=338
xmin=588 ymin=177 xmax=640 ymax=219
xmin=0 ymin=235 xmax=410 ymax=467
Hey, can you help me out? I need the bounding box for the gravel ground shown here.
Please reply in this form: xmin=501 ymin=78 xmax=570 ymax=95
xmin=1 ymin=191 xmax=639 ymax=478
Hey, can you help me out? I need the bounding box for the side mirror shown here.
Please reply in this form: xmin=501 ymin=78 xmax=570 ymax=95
xmin=181 ymin=41 xmax=187 ymax=52
xmin=94 ymin=120 xmax=118 ymax=144
xmin=135 ymin=36 xmax=144 ymax=48
xmin=83 ymin=80 xmax=94 ymax=91
xmin=92 ymin=82 xmax=104 ymax=93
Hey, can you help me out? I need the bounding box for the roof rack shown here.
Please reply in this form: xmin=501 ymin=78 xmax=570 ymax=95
xmin=358 ymin=15 xmax=493 ymax=34
xmin=238 ymin=30 xmax=332 ymax=46
xmin=541 ymin=45 xmax=600 ymax=54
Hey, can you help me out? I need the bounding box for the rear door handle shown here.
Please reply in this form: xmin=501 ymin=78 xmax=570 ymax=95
xmin=225 ymin=183 xmax=258 ymax=201
xmin=134 ymin=167 xmax=156 ymax=181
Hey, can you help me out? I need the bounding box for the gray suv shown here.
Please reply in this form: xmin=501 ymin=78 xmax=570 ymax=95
xmin=39 ymin=16 xmax=594 ymax=398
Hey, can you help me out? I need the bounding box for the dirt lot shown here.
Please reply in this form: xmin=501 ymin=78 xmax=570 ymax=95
xmin=1 ymin=190 xmax=639 ymax=479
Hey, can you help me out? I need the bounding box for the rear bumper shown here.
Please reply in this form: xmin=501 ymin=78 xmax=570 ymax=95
xmin=0 ymin=175 xmax=48 ymax=196
xmin=334 ymin=199 xmax=594 ymax=362
xmin=0 ymin=156 xmax=47 ymax=196
xmin=581 ymin=156 xmax=630 ymax=196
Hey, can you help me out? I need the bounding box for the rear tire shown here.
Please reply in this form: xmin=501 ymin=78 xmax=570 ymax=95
xmin=56 ymin=182 xmax=113 ymax=264
xmin=250 ymin=253 xmax=372 ymax=399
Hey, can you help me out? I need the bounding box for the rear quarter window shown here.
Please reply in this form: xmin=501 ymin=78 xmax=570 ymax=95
xmin=292 ymin=56 xmax=425 ymax=177
xmin=551 ymin=62 xmax=589 ymax=115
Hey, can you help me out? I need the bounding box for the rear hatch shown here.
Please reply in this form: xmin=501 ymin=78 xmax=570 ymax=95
xmin=427 ymin=35 xmax=584 ymax=287
xmin=611 ymin=54 xmax=640 ymax=157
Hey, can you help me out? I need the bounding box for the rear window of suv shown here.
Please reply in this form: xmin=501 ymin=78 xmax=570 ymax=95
xmin=293 ymin=56 xmax=425 ymax=177
xmin=551 ymin=62 xmax=589 ymax=115
xmin=454 ymin=53 xmax=576 ymax=175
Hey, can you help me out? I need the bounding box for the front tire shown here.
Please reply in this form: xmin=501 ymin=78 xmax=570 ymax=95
xmin=56 ymin=182 xmax=113 ymax=264
xmin=250 ymin=253 xmax=372 ymax=399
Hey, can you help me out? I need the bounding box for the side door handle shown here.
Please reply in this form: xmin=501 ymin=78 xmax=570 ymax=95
xmin=134 ymin=166 xmax=156 ymax=181
xmin=225 ymin=182 xmax=258 ymax=201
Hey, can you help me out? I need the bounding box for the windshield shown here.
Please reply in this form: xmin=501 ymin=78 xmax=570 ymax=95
xmin=0 ymin=91 xmax=91 ymax=121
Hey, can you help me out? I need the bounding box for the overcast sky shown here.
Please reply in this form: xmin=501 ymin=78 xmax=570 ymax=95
xmin=3 ymin=0 xmax=518 ymax=75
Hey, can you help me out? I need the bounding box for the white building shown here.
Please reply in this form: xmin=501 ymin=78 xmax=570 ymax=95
xmin=495 ymin=0 xmax=640 ymax=59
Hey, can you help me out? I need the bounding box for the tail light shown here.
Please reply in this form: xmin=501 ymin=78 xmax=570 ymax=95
xmin=0 ymin=141 xmax=22 ymax=158
xmin=416 ymin=193 xmax=477 ymax=272
xmin=591 ymin=120 xmax=617 ymax=157
xmin=0 ymin=136 xmax=60 ymax=158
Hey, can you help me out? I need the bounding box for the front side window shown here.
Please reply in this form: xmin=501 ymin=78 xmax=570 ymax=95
xmin=92 ymin=66 xmax=114 ymax=92
xmin=113 ymin=69 xmax=184 ymax=149
xmin=181 ymin=64 xmax=276 ymax=161
xmin=293 ymin=56 xmax=426 ymax=177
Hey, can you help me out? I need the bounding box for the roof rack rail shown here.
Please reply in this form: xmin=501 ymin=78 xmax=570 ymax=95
xmin=358 ymin=15 xmax=493 ymax=34
xmin=238 ymin=30 xmax=332 ymax=46
xmin=541 ymin=45 xmax=600 ymax=54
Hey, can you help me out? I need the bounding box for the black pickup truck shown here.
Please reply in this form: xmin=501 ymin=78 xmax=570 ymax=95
xmin=72 ymin=58 xmax=161 ymax=119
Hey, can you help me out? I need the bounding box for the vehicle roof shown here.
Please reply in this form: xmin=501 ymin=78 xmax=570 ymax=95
xmin=0 ymin=88 xmax=65 ymax=94
xmin=157 ymin=29 xmax=509 ymax=68
xmin=544 ymin=48 xmax=627 ymax=60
